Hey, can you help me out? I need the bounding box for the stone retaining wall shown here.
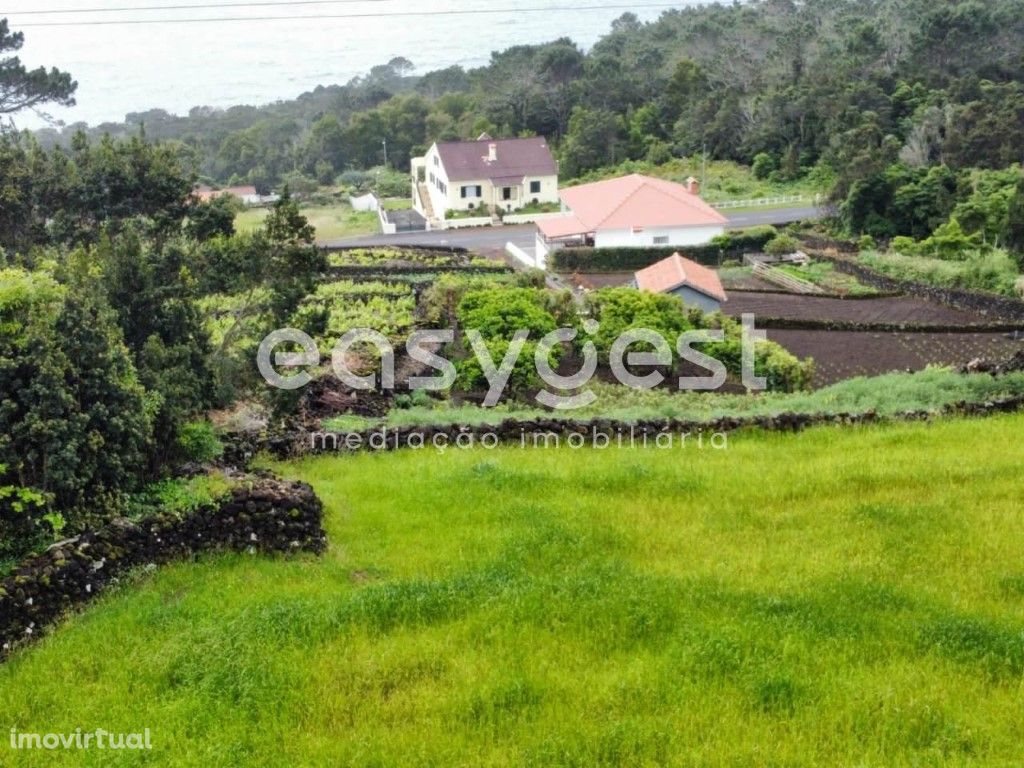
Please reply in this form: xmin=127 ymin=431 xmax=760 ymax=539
xmin=223 ymin=395 xmax=1024 ymax=462
xmin=823 ymin=258 xmax=1024 ymax=322
xmin=0 ymin=478 xmax=326 ymax=661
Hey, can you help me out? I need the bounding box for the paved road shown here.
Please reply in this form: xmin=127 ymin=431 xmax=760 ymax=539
xmin=322 ymin=206 xmax=823 ymax=253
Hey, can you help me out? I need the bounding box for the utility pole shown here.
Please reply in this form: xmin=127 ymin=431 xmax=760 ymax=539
xmin=382 ymin=138 xmax=389 ymax=168
xmin=702 ymin=142 xmax=707 ymax=193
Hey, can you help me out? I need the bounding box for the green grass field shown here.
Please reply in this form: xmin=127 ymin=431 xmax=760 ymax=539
xmin=235 ymin=202 xmax=379 ymax=242
xmin=4 ymin=415 xmax=1024 ymax=765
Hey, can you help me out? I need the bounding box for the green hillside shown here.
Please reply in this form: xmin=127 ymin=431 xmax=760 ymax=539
xmin=3 ymin=415 xmax=1024 ymax=766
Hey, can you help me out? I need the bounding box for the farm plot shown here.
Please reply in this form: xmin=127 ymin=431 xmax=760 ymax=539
xmin=725 ymin=291 xmax=993 ymax=326
xmin=770 ymin=329 xmax=1024 ymax=386
xmin=327 ymin=247 xmax=500 ymax=270
xmin=293 ymin=280 xmax=418 ymax=353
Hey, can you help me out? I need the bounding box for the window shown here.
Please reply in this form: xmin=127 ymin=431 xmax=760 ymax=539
xmin=433 ymin=156 xmax=439 ymax=167
xmin=653 ymin=236 xmax=670 ymax=245
xmin=461 ymin=185 xmax=482 ymax=199
xmin=530 ymin=180 xmax=542 ymax=194
xmin=502 ymin=187 xmax=512 ymax=201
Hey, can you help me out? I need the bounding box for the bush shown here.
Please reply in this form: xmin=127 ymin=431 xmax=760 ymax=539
xmin=860 ymin=248 xmax=1022 ymax=296
xmin=585 ymin=288 xmax=813 ymax=391
xmin=549 ymin=227 xmax=777 ymax=272
xmin=765 ymin=233 xmax=800 ymax=256
xmin=890 ymin=236 xmax=919 ymax=256
xmin=177 ymin=421 xmax=225 ymax=464
xmin=0 ymin=467 xmax=53 ymax=564
xmin=752 ymin=152 xmax=777 ymax=180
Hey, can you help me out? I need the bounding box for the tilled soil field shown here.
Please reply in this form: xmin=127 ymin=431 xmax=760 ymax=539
xmin=770 ymin=329 xmax=1024 ymax=386
xmin=726 ymin=291 xmax=991 ymax=326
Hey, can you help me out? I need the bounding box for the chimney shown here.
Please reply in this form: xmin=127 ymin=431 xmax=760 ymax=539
xmin=686 ymin=176 xmax=700 ymax=195
xmin=488 ymin=143 xmax=498 ymax=162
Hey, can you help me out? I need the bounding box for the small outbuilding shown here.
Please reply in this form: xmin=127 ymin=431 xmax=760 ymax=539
xmin=633 ymin=252 xmax=728 ymax=313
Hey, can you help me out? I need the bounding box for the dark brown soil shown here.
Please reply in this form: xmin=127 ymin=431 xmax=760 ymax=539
xmin=726 ymin=292 xmax=992 ymax=326
xmin=769 ymin=329 xmax=1024 ymax=386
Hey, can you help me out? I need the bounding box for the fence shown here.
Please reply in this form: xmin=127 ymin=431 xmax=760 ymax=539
xmin=503 ymin=211 xmax=566 ymax=226
xmin=377 ymin=204 xmax=397 ymax=235
xmin=712 ymin=195 xmax=808 ymax=210
xmin=752 ymin=261 xmax=824 ymax=294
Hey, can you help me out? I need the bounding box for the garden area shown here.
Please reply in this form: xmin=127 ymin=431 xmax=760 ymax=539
xmin=236 ymin=200 xmax=380 ymax=242
xmin=4 ymin=414 xmax=1024 ymax=764
xmin=566 ymin=156 xmax=827 ymax=206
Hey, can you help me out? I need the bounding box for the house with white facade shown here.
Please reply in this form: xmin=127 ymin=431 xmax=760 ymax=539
xmin=411 ymin=135 xmax=559 ymax=227
xmin=535 ymin=174 xmax=728 ymax=266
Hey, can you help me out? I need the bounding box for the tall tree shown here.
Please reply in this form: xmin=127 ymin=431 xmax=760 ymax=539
xmin=0 ymin=19 xmax=77 ymax=119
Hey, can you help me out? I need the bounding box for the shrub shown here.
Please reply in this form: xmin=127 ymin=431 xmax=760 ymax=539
xmin=177 ymin=421 xmax=225 ymax=465
xmin=0 ymin=466 xmax=52 ymax=564
xmin=752 ymin=152 xmax=777 ymax=180
xmin=585 ymin=288 xmax=813 ymax=391
xmin=765 ymin=233 xmax=800 ymax=256
xmin=890 ymin=236 xmax=919 ymax=256
xmin=549 ymin=227 xmax=777 ymax=272
xmin=859 ymin=248 xmax=1021 ymax=296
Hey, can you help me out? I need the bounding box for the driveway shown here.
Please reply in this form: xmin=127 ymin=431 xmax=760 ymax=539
xmin=321 ymin=206 xmax=823 ymax=254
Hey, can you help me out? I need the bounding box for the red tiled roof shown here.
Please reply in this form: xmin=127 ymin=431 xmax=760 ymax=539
xmin=538 ymin=174 xmax=728 ymax=238
xmin=436 ymin=137 xmax=557 ymax=182
xmin=634 ymin=253 xmax=727 ymax=303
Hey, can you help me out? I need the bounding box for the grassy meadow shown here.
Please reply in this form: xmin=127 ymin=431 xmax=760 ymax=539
xmin=4 ymin=414 xmax=1024 ymax=765
xmin=235 ymin=201 xmax=379 ymax=242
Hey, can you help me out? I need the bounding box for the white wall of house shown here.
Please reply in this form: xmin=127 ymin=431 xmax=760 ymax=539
xmin=594 ymin=225 xmax=725 ymax=249
xmin=418 ymin=143 xmax=559 ymax=216
xmin=423 ymin=144 xmax=451 ymax=217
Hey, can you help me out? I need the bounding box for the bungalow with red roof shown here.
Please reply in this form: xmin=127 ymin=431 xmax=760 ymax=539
xmin=633 ymin=253 xmax=728 ymax=313
xmin=411 ymin=134 xmax=559 ymax=226
xmin=535 ymin=174 xmax=728 ymax=267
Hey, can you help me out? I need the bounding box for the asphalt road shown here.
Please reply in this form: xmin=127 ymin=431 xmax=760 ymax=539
xmin=322 ymin=206 xmax=822 ymax=253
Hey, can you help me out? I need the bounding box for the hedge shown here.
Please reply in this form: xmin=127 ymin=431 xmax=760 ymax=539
xmin=550 ymin=226 xmax=778 ymax=273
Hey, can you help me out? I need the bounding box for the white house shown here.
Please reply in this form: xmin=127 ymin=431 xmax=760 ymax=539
xmin=535 ymin=174 xmax=728 ymax=266
xmin=411 ymin=134 xmax=559 ymax=225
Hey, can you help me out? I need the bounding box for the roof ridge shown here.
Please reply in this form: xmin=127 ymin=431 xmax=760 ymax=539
xmin=645 ymin=176 xmax=727 ymax=222
xmin=591 ymin=175 xmax=648 ymax=230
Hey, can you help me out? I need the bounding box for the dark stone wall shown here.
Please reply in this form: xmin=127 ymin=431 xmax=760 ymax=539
xmin=224 ymin=394 xmax=1024 ymax=462
xmin=0 ymin=478 xmax=326 ymax=660
xmin=800 ymin=245 xmax=1024 ymax=323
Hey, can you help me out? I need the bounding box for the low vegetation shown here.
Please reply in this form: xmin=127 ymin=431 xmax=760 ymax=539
xmin=236 ymin=201 xmax=379 ymax=242
xmin=323 ymin=368 xmax=1024 ymax=432
xmin=327 ymin=248 xmax=497 ymax=269
xmin=568 ymin=157 xmax=826 ymax=202
xmin=859 ymin=248 xmax=1024 ymax=297
xmin=4 ymin=415 xmax=1024 ymax=764
xmin=777 ymin=261 xmax=880 ymax=296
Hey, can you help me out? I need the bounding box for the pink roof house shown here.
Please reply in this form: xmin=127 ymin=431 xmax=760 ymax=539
xmin=535 ymin=174 xmax=727 ymax=266
xmin=633 ymin=252 xmax=728 ymax=312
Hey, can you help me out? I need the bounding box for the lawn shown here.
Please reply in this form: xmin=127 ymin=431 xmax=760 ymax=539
xmin=235 ymin=201 xmax=379 ymax=242
xmin=3 ymin=414 xmax=1024 ymax=765
xmin=568 ymin=157 xmax=828 ymax=205
xmin=776 ymin=261 xmax=880 ymax=296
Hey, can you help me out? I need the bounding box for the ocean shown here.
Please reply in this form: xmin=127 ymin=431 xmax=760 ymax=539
xmin=5 ymin=1 xmax=696 ymax=128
